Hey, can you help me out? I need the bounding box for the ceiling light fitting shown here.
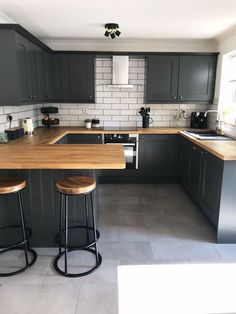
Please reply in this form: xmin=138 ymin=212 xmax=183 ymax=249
xmin=104 ymin=23 xmax=121 ymax=39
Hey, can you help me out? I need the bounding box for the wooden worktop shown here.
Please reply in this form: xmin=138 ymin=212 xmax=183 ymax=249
xmin=0 ymin=144 xmax=125 ymax=169
xmin=180 ymin=131 xmax=236 ymax=160
xmin=1 ymin=127 xmax=236 ymax=168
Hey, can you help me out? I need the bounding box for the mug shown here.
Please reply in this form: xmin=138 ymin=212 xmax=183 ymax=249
xmin=142 ymin=115 xmax=153 ymax=128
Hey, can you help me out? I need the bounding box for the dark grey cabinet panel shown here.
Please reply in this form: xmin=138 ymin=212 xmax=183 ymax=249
xmin=51 ymin=54 xmax=95 ymax=103
xmin=178 ymin=55 xmax=217 ymax=102
xmin=56 ymin=134 xmax=102 ymax=144
xmin=188 ymin=144 xmax=204 ymax=199
xmin=179 ymin=137 xmax=190 ymax=188
xmin=146 ymin=55 xmax=179 ymax=102
xmin=36 ymin=50 xmax=52 ymax=102
xmin=51 ymin=54 xmax=69 ymax=101
xmin=15 ymin=33 xmax=30 ymax=103
xmin=68 ymin=55 xmax=95 ymax=103
xmin=201 ymin=151 xmax=223 ymax=225
xmin=67 ymin=134 xmax=102 ymax=144
xmin=146 ymin=54 xmax=217 ymax=104
xmin=139 ymin=135 xmax=179 ymax=177
xmin=27 ymin=42 xmax=39 ymax=102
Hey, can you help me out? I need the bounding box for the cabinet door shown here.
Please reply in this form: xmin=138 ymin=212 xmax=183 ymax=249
xmin=188 ymin=144 xmax=204 ymax=198
xmin=201 ymin=151 xmax=223 ymax=225
xmin=36 ymin=49 xmax=47 ymax=102
xmin=67 ymin=134 xmax=102 ymax=144
xmin=178 ymin=55 xmax=217 ymax=103
xmin=68 ymin=54 xmax=95 ymax=102
xmin=179 ymin=137 xmax=190 ymax=188
xmin=15 ymin=33 xmax=30 ymax=103
xmin=146 ymin=55 xmax=179 ymax=103
xmin=51 ymin=54 xmax=69 ymax=101
xmin=27 ymin=42 xmax=39 ymax=102
xmin=139 ymin=135 xmax=178 ymax=176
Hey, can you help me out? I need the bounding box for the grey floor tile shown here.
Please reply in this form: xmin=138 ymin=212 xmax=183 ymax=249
xmin=119 ymin=225 xmax=177 ymax=242
xmin=99 ymin=225 xmax=120 ymax=242
xmin=0 ymin=284 xmax=79 ymax=314
xmin=120 ymin=258 xmax=190 ymax=265
xmin=173 ymin=224 xmax=216 ymax=243
xmin=99 ymin=241 xmax=153 ymax=259
xmin=99 ymin=195 xmax=139 ymax=205
xmin=214 ymin=244 xmax=236 ymax=261
xmin=100 ymin=213 xmax=145 ymax=227
xmin=100 ymin=203 xmax=141 ymax=215
xmin=76 ymin=283 xmax=118 ymax=314
xmin=151 ymin=240 xmax=221 ymax=261
xmin=0 ymin=256 xmax=50 ymax=285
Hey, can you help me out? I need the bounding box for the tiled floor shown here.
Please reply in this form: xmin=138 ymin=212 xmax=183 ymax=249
xmin=1 ymin=184 xmax=236 ymax=314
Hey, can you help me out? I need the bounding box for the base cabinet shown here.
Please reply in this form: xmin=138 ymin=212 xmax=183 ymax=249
xmin=56 ymin=134 xmax=102 ymax=144
xmin=138 ymin=135 xmax=179 ymax=177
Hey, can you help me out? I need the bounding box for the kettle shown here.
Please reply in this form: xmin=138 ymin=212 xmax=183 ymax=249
xmin=22 ymin=118 xmax=34 ymax=134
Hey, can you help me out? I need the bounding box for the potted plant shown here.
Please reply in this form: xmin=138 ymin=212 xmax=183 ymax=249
xmin=84 ymin=119 xmax=92 ymax=129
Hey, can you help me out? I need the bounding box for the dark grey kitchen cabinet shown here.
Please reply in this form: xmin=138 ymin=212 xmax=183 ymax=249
xmin=139 ymin=135 xmax=179 ymax=178
xmin=68 ymin=54 xmax=95 ymax=103
xmin=179 ymin=137 xmax=190 ymax=188
xmin=51 ymin=54 xmax=95 ymax=103
xmin=27 ymin=41 xmax=40 ymax=102
xmin=36 ymin=50 xmax=52 ymax=102
xmin=146 ymin=55 xmax=179 ymax=103
xmin=56 ymin=134 xmax=102 ymax=144
xmin=179 ymin=136 xmax=223 ymax=227
xmin=201 ymin=151 xmax=223 ymax=226
xmin=146 ymin=54 xmax=217 ymax=104
xmin=188 ymin=143 xmax=204 ymax=199
xmin=178 ymin=55 xmax=217 ymax=103
xmin=51 ymin=54 xmax=70 ymax=102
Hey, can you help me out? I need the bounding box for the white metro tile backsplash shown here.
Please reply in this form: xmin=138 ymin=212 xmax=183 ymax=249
xmin=0 ymin=104 xmax=41 ymax=132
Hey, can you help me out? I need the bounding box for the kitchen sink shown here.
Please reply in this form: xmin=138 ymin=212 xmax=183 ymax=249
xmin=182 ymin=130 xmax=232 ymax=141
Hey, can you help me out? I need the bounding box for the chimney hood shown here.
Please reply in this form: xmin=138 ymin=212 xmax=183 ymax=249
xmin=108 ymin=56 xmax=133 ymax=88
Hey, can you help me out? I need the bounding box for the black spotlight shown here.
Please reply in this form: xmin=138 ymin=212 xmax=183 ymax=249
xmin=110 ymin=32 xmax=116 ymax=39
xmin=104 ymin=30 xmax=110 ymax=37
xmin=115 ymin=30 xmax=121 ymax=37
xmin=104 ymin=23 xmax=121 ymax=39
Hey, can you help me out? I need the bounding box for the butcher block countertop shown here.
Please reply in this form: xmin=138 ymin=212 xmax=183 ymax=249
xmin=0 ymin=127 xmax=236 ymax=169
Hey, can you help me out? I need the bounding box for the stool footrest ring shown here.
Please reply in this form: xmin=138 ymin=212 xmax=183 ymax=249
xmin=55 ymin=225 xmax=100 ymax=250
xmin=54 ymin=248 xmax=102 ymax=277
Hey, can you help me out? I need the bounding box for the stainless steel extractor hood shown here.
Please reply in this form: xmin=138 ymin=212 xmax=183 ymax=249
xmin=108 ymin=56 xmax=133 ymax=88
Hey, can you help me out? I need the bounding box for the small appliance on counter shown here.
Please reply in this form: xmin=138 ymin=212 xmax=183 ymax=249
xmin=5 ymin=128 xmax=24 ymax=140
xmin=190 ymin=112 xmax=207 ymax=129
xmin=92 ymin=119 xmax=101 ymax=128
xmin=22 ymin=118 xmax=34 ymax=135
xmin=41 ymin=107 xmax=59 ymax=127
xmin=139 ymin=107 xmax=153 ymax=128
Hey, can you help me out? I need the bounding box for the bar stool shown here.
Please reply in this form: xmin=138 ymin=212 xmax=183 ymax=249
xmin=0 ymin=177 xmax=37 ymax=276
xmin=54 ymin=176 xmax=102 ymax=277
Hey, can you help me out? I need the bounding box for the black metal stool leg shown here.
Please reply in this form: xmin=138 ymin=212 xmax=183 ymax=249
xmin=64 ymin=194 xmax=68 ymax=275
xmin=18 ymin=191 xmax=29 ymax=267
xmin=90 ymin=192 xmax=99 ymax=265
xmin=58 ymin=193 xmax=64 ymax=256
xmin=84 ymin=194 xmax=89 ymax=243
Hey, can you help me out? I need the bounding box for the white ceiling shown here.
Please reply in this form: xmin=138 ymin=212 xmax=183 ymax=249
xmin=0 ymin=0 xmax=235 ymax=40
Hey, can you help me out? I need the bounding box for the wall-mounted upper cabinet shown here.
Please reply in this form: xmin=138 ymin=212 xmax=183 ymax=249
xmin=51 ymin=54 xmax=95 ymax=103
xmin=0 ymin=25 xmax=95 ymax=106
xmin=146 ymin=54 xmax=218 ymax=104
xmin=0 ymin=30 xmax=52 ymax=106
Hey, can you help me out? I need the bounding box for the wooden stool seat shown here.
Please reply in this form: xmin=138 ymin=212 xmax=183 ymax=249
xmin=56 ymin=176 xmax=96 ymax=195
xmin=0 ymin=177 xmax=26 ymax=195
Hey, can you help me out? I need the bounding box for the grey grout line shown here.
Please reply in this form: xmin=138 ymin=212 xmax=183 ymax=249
xmin=74 ymin=284 xmax=82 ymax=314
